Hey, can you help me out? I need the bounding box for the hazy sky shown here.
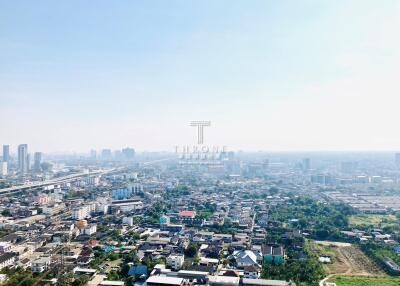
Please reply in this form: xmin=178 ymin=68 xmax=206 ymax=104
xmin=1 ymin=0 xmax=400 ymax=153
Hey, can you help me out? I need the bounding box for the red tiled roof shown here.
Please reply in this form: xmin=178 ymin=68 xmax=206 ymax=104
xmin=178 ymin=210 xmax=196 ymax=218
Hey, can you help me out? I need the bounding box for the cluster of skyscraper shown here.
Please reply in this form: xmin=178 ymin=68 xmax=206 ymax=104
xmin=396 ymin=153 xmax=400 ymax=168
xmin=1 ymin=144 xmax=43 ymax=176
xmin=90 ymin=147 xmax=135 ymax=161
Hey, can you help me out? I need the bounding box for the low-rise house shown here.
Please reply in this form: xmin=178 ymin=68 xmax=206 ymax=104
xmin=100 ymin=281 xmax=125 ymax=286
xmin=0 ymin=274 xmax=7 ymax=283
xmin=201 ymin=245 xmax=222 ymax=259
xmin=18 ymin=258 xmax=32 ymax=269
xmin=262 ymin=245 xmax=285 ymax=265
xmin=243 ymin=265 xmax=261 ymax=279
xmin=128 ymin=265 xmax=148 ymax=279
xmin=199 ymin=257 xmax=219 ymax=266
xmin=213 ymin=234 xmax=233 ymax=243
xmin=0 ymin=253 xmax=15 ymax=270
xmin=208 ymin=275 xmax=239 ymax=286
xmin=188 ymin=265 xmax=215 ymax=274
xmin=242 ymin=278 xmax=296 ymax=286
xmin=0 ymin=242 xmax=11 ymax=253
xmin=77 ymin=255 xmax=93 ymax=266
xmin=146 ymin=275 xmax=185 ymax=286
xmin=73 ymin=267 xmax=97 ymax=276
xmin=197 ymin=231 xmax=214 ymax=241
xmin=233 ymin=250 xmax=261 ymax=268
xmin=32 ymin=256 xmax=51 ymax=273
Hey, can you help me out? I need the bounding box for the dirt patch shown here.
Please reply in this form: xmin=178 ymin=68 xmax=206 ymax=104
xmin=311 ymin=241 xmax=384 ymax=277
xmin=339 ymin=246 xmax=383 ymax=276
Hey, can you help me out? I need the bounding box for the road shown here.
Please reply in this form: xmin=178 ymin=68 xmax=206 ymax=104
xmin=0 ymin=169 xmax=109 ymax=196
xmin=0 ymin=158 xmax=173 ymax=196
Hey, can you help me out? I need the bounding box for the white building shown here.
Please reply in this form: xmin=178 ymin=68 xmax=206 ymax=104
xmin=85 ymin=176 xmax=100 ymax=186
xmin=130 ymin=183 xmax=143 ymax=193
xmin=96 ymin=204 xmax=109 ymax=214
xmin=0 ymin=253 xmax=16 ymax=270
xmin=111 ymin=199 xmax=143 ymax=212
xmin=0 ymin=242 xmax=11 ymax=253
xmin=146 ymin=276 xmax=184 ymax=286
xmin=0 ymin=162 xmax=7 ymax=176
xmin=122 ymin=217 xmax=134 ymax=226
xmin=233 ymin=250 xmax=261 ymax=268
xmin=0 ymin=274 xmax=7 ymax=283
xmin=166 ymin=254 xmax=184 ymax=270
xmin=72 ymin=208 xmax=88 ymax=220
xmin=42 ymin=204 xmax=65 ymax=216
xmin=83 ymin=224 xmax=97 ymax=236
xmin=18 ymin=144 xmax=28 ymax=174
xmin=32 ymin=256 xmax=51 ymax=273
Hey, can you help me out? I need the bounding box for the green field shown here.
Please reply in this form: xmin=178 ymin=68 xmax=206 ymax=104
xmin=332 ymin=276 xmax=400 ymax=286
xmin=348 ymin=215 xmax=398 ymax=227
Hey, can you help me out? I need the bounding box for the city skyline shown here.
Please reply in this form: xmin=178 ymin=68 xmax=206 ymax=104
xmin=1 ymin=1 xmax=400 ymax=152
xmin=2 ymin=3 xmax=400 ymax=286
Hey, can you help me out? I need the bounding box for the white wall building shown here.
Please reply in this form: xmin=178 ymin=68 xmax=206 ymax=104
xmin=83 ymin=224 xmax=97 ymax=236
xmin=0 ymin=162 xmax=7 ymax=176
xmin=72 ymin=207 xmax=89 ymax=220
xmin=32 ymin=256 xmax=51 ymax=273
xmin=122 ymin=217 xmax=134 ymax=226
xmin=166 ymin=254 xmax=184 ymax=270
xmin=0 ymin=243 xmax=11 ymax=253
xmin=0 ymin=253 xmax=15 ymax=270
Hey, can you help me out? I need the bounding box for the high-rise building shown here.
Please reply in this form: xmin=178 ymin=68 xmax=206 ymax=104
xmin=340 ymin=161 xmax=358 ymax=174
xmin=114 ymin=150 xmax=123 ymax=160
xmin=302 ymin=158 xmax=311 ymax=171
xmin=2 ymin=145 xmax=9 ymax=162
xmin=0 ymin=162 xmax=7 ymax=176
xmin=18 ymin=144 xmax=28 ymax=174
xmin=263 ymin=159 xmax=269 ymax=170
xmin=101 ymin=149 xmax=112 ymax=160
xmin=122 ymin=147 xmax=135 ymax=161
xmin=90 ymin=149 xmax=97 ymax=159
xmin=27 ymin=153 xmax=31 ymax=171
xmin=395 ymin=153 xmax=400 ymax=167
xmin=34 ymin=152 xmax=43 ymax=171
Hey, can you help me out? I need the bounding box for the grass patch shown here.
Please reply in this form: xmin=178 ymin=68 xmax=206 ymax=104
xmin=348 ymin=215 xmax=398 ymax=227
xmin=332 ymin=276 xmax=400 ymax=286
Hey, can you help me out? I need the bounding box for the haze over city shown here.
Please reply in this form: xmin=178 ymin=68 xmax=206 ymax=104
xmin=1 ymin=0 xmax=400 ymax=153
xmin=4 ymin=2 xmax=400 ymax=286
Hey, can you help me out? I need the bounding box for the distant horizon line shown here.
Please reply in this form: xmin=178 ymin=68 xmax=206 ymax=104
xmin=4 ymin=149 xmax=400 ymax=156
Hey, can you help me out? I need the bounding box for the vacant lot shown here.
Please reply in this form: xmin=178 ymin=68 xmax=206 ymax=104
xmin=348 ymin=214 xmax=398 ymax=228
xmin=331 ymin=276 xmax=400 ymax=286
xmin=311 ymin=241 xmax=383 ymax=276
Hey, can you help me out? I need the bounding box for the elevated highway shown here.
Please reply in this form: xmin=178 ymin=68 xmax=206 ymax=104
xmin=0 ymin=169 xmax=109 ymax=196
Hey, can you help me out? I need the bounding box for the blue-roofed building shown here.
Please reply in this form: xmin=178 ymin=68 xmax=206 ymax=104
xmin=128 ymin=265 xmax=148 ymax=278
xmin=160 ymin=215 xmax=170 ymax=225
xmin=112 ymin=188 xmax=132 ymax=200
xmin=103 ymin=245 xmax=115 ymax=253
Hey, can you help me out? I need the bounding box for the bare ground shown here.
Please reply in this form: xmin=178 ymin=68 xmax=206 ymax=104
xmin=312 ymin=241 xmax=384 ymax=276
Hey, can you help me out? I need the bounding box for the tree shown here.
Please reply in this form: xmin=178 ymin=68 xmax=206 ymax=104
xmin=119 ymin=264 xmax=131 ymax=278
xmin=1 ymin=209 xmax=11 ymax=217
xmin=269 ymin=187 xmax=279 ymax=195
xmin=184 ymin=244 xmax=198 ymax=257
xmin=126 ymin=277 xmax=136 ymax=286
xmin=72 ymin=274 xmax=90 ymax=286
xmin=108 ymin=271 xmax=120 ymax=281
